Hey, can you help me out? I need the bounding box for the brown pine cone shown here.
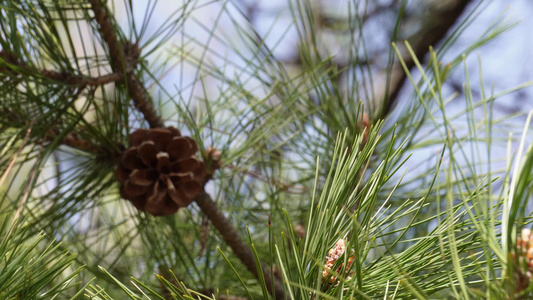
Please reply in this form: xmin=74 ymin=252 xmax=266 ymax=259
xmin=115 ymin=127 xmax=206 ymax=216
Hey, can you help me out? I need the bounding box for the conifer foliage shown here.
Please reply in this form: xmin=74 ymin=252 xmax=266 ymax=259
xmin=0 ymin=0 xmax=532 ymax=299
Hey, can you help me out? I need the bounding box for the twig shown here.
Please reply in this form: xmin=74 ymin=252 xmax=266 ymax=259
xmin=194 ymin=191 xmax=286 ymax=299
xmin=48 ymin=128 xmax=100 ymax=154
xmin=0 ymin=50 xmax=122 ymax=86
xmin=1 ymin=51 xmax=115 ymax=155
xmin=41 ymin=70 xmax=122 ymax=85
xmin=87 ymin=0 xmax=165 ymax=128
xmin=1 ymin=107 xmax=101 ymax=155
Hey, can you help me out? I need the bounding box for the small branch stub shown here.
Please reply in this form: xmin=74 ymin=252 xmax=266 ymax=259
xmin=204 ymin=146 xmax=222 ymax=181
xmin=116 ymin=127 xmax=206 ymax=215
xmin=88 ymin=0 xmax=165 ymax=129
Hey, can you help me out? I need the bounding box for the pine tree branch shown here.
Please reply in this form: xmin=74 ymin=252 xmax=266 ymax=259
xmin=194 ymin=191 xmax=286 ymax=299
xmin=88 ymin=1 xmax=285 ymax=297
xmin=0 ymin=50 xmax=122 ymax=86
xmin=87 ymin=0 xmax=165 ymax=128
xmin=48 ymin=129 xmax=100 ymax=154
xmin=1 ymin=51 xmax=117 ymax=155
xmin=0 ymin=107 xmax=100 ymax=154
xmin=378 ymin=0 xmax=474 ymax=118
xmin=40 ymin=70 xmax=122 ymax=86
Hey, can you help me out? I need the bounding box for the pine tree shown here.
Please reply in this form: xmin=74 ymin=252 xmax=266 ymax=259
xmin=0 ymin=0 xmax=532 ymax=299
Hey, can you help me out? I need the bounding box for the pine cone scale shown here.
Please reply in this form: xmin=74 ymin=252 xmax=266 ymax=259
xmin=121 ymin=147 xmax=144 ymax=170
xmin=147 ymin=129 xmax=172 ymax=151
xmin=179 ymin=181 xmax=201 ymax=198
xmin=156 ymin=152 xmax=171 ymax=172
xmin=123 ymin=180 xmax=151 ymax=197
xmin=148 ymin=180 xmax=166 ymax=204
xmin=137 ymin=141 xmax=158 ymax=167
xmin=194 ymin=165 xmax=207 ymax=179
xmin=115 ymin=164 xmax=130 ymax=182
xmin=169 ymin=172 xmax=194 ymax=182
xmin=167 ymin=137 xmax=198 ymax=159
xmin=130 ymin=129 xmax=150 ymax=146
xmin=168 ymin=188 xmax=191 ymax=207
xmin=173 ymin=157 xmax=201 ymax=173
xmin=129 ymin=169 xmax=158 ymax=186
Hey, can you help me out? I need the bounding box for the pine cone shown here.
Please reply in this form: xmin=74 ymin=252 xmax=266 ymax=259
xmin=115 ymin=127 xmax=206 ymax=216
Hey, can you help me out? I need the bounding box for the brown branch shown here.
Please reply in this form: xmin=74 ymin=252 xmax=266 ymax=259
xmin=0 ymin=51 xmax=116 ymax=155
xmin=0 ymin=50 xmax=122 ymax=86
xmin=48 ymin=129 xmax=100 ymax=154
xmin=378 ymin=0 xmax=474 ymax=119
xmin=41 ymin=70 xmax=122 ymax=86
xmin=194 ymin=191 xmax=286 ymax=299
xmin=0 ymin=106 xmax=101 ymax=154
xmin=87 ymin=0 xmax=165 ymax=128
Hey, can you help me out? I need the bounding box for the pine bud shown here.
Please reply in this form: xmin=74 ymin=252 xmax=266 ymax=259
xmin=513 ymin=228 xmax=533 ymax=295
xmin=322 ymin=238 xmax=354 ymax=285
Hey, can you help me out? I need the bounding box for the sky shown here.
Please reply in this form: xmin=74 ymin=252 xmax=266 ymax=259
xmin=124 ymin=0 xmax=533 ymax=117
